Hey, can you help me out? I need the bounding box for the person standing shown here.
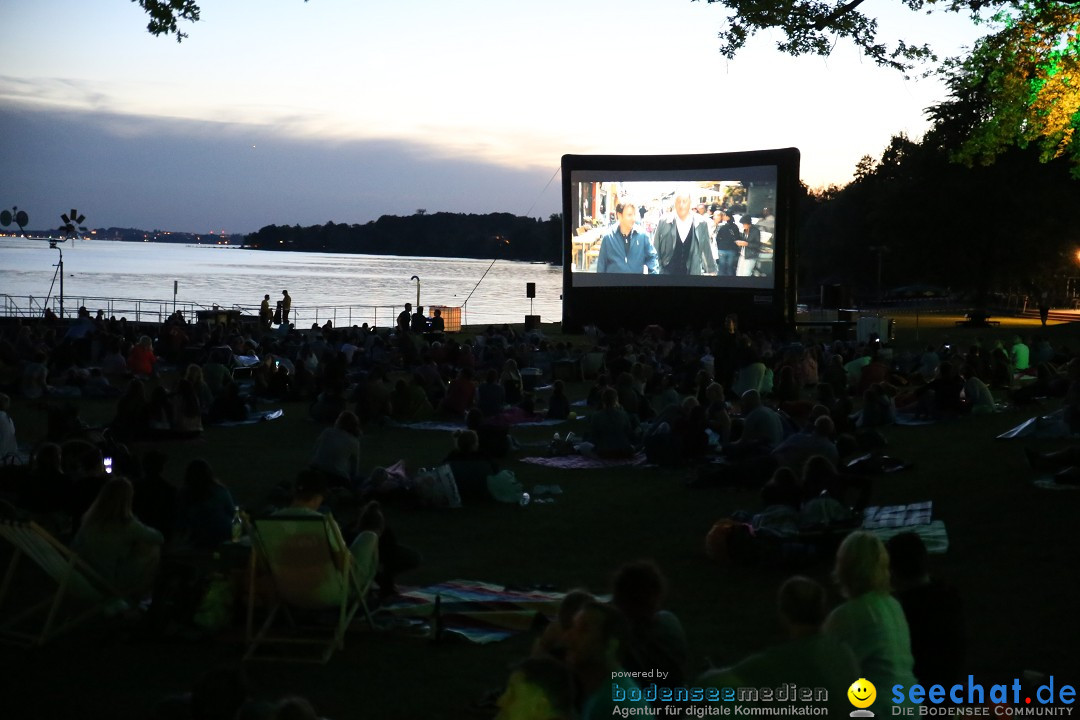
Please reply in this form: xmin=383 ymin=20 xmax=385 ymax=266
xmin=713 ymin=209 xmax=741 ymax=276
xmin=0 ymin=393 xmax=16 ymax=461
xmin=736 ymin=215 xmax=763 ymax=277
xmin=259 ymin=294 xmax=272 ymax=330
xmin=652 ymin=191 xmax=717 ymax=276
xmin=281 ymin=290 xmax=292 ymax=327
xmin=1038 ymin=289 xmax=1051 ymax=327
xmin=397 ymin=303 xmax=413 ymax=334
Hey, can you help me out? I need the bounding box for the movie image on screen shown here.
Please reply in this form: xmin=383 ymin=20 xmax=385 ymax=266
xmin=569 ymin=168 xmax=777 ymax=290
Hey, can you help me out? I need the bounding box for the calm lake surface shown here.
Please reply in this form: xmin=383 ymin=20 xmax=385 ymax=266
xmin=0 ymin=238 xmax=563 ymax=327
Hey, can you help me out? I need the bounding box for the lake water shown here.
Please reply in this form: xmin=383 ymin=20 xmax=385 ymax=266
xmin=0 ymin=238 xmax=564 ymax=327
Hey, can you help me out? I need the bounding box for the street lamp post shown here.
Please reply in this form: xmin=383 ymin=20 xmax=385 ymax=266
xmin=48 ymin=240 xmax=64 ymax=318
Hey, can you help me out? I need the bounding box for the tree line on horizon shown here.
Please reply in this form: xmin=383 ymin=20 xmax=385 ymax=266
xmin=241 ymin=212 xmax=562 ymax=264
xmin=798 ymin=124 xmax=1080 ymax=303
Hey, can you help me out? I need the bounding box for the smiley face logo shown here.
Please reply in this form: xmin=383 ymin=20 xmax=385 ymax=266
xmin=847 ymin=678 xmax=877 ymax=709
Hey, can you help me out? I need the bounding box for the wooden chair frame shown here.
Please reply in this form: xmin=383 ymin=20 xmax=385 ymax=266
xmin=244 ymin=514 xmax=374 ymax=664
xmin=0 ymin=519 xmax=126 ymax=647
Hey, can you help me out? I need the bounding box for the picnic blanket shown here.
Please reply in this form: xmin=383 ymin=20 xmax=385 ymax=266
xmin=997 ymin=409 xmax=1075 ymax=440
xmin=862 ymin=502 xmax=932 ymax=528
xmin=1033 ymin=476 xmax=1080 ymax=491
xmin=862 ymin=502 xmax=948 ymax=554
xmin=379 ymin=579 xmax=566 ymax=644
xmin=894 ymin=413 xmax=937 ymax=426
xmin=211 ymin=409 xmax=283 ymax=427
xmin=402 ymin=415 xmax=566 ymax=432
xmin=520 ymin=452 xmax=648 ymax=469
xmin=869 ymin=520 xmax=949 ymax=554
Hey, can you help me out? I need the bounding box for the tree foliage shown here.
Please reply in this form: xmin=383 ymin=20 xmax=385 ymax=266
xmin=927 ymin=2 xmax=1080 ymax=173
xmin=135 ymin=0 xmax=200 ymax=42
xmin=134 ymin=0 xmax=307 ymax=42
xmin=242 ymin=213 xmax=562 ymax=264
xmin=799 ymin=130 xmax=1080 ymax=300
xmin=703 ymin=0 xmax=1080 ymax=172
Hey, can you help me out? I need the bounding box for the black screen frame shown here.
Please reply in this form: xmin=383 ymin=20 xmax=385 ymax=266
xmin=560 ymin=148 xmax=800 ymax=333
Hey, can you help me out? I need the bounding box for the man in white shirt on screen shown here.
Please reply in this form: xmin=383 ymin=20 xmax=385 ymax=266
xmin=652 ymin=190 xmax=717 ymax=277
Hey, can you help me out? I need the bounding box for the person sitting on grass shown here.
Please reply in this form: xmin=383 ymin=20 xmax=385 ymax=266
xmin=772 ymin=414 xmax=838 ymax=471
xmin=546 ymin=380 xmax=571 ymax=421
xmin=388 ymin=376 xmax=434 ymax=423
xmin=533 ymin=589 xmax=595 ymax=661
xmin=886 ymin=532 xmax=966 ymax=688
xmin=272 ymin=472 xmax=380 ymax=594
xmin=441 ymin=367 xmax=476 ymax=417
xmin=583 ymin=387 xmax=637 ymax=459
xmin=501 ymin=359 xmax=524 ymax=406
xmin=802 ymin=454 xmax=872 ymax=510
xmin=698 ymin=576 xmax=857 ymax=717
xmin=565 ymin=600 xmax=650 ymax=720
xmin=961 ymin=364 xmax=996 ymax=414
xmin=73 ymin=476 xmax=164 ymax=601
xmin=170 ymin=378 xmax=204 ymax=435
xmin=310 ymin=410 xmax=362 ymax=487
xmin=174 ymin=459 xmax=237 ymax=552
xmin=442 ymin=429 xmax=498 ymax=502
xmin=127 ymin=335 xmax=157 ymax=378
xmin=724 ymin=389 xmax=783 ymax=460
xmin=494 ymin=656 xmax=577 ymax=720
xmin=611 ymin=560 xmax=688 ymax=689
xmin=823 ymin=531 xmax=917 ymax=715
xmin=110 ymin=379 xmax=149 ymax=440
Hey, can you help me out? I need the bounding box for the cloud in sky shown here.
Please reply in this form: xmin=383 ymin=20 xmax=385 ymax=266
xmin=0 ymin=105 xmax=562 ymax=233
xmin=0 ymin=0 xmax=987 ymax=232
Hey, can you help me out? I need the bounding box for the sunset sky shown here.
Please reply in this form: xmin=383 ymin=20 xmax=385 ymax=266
xmin=0 ymin=0 xmax=987 ymax=233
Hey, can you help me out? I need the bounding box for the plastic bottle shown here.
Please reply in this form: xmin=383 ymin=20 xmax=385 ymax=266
xmin=230 ymin=506 xmax=243 ymax=542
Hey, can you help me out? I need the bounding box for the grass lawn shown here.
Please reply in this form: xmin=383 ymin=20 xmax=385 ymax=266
xmin=2 ymin=314 xmax=1079 ymax=719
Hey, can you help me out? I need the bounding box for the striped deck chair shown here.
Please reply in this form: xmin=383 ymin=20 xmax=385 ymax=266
xmin=0 ymin=519 xmax=126 ymax=647
xmin=245 ymin=514 xmax=374 ymax=664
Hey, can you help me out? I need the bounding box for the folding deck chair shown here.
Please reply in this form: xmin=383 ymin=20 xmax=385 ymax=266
xmin=245 ymin=514 xmax=374 ymax=664
xmin=0 ymin=519 xmax=127 ymax=647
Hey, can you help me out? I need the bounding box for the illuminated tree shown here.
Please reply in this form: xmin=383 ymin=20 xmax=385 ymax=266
xmin=927 ymin=3 xmax=1080 ymax=173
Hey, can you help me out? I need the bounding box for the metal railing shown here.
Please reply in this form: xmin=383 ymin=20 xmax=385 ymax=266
xmin=0 ymin=294 xmax=412 ymax=329
xmin=229 ymin=303 xmax=400 ymax=329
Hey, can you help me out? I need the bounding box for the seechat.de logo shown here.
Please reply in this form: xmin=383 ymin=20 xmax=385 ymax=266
xmin=849 ymin=678 xmax=878 ymax=717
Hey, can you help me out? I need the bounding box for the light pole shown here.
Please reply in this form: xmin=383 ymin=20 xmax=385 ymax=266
xmin=411 ymin=275 xmax=420 ymax=307
xmin=48 ymin=240 xmax=64 ymax=318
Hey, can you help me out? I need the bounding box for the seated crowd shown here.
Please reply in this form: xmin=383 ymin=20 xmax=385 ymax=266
xmin=0 ymin=305 xmax=1067 ymax=718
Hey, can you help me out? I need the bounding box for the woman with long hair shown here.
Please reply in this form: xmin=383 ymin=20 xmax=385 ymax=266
xmin=170 ymin=378 xmax=203 ymax=434
xmin=823 ymin=531 xmax=916 ymax=714
xmin=73 ymin=477 xmax=163 ymax=595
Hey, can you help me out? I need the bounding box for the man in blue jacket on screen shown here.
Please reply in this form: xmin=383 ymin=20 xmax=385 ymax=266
xmin=596 ymin=201 xmax=659 ymax=274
